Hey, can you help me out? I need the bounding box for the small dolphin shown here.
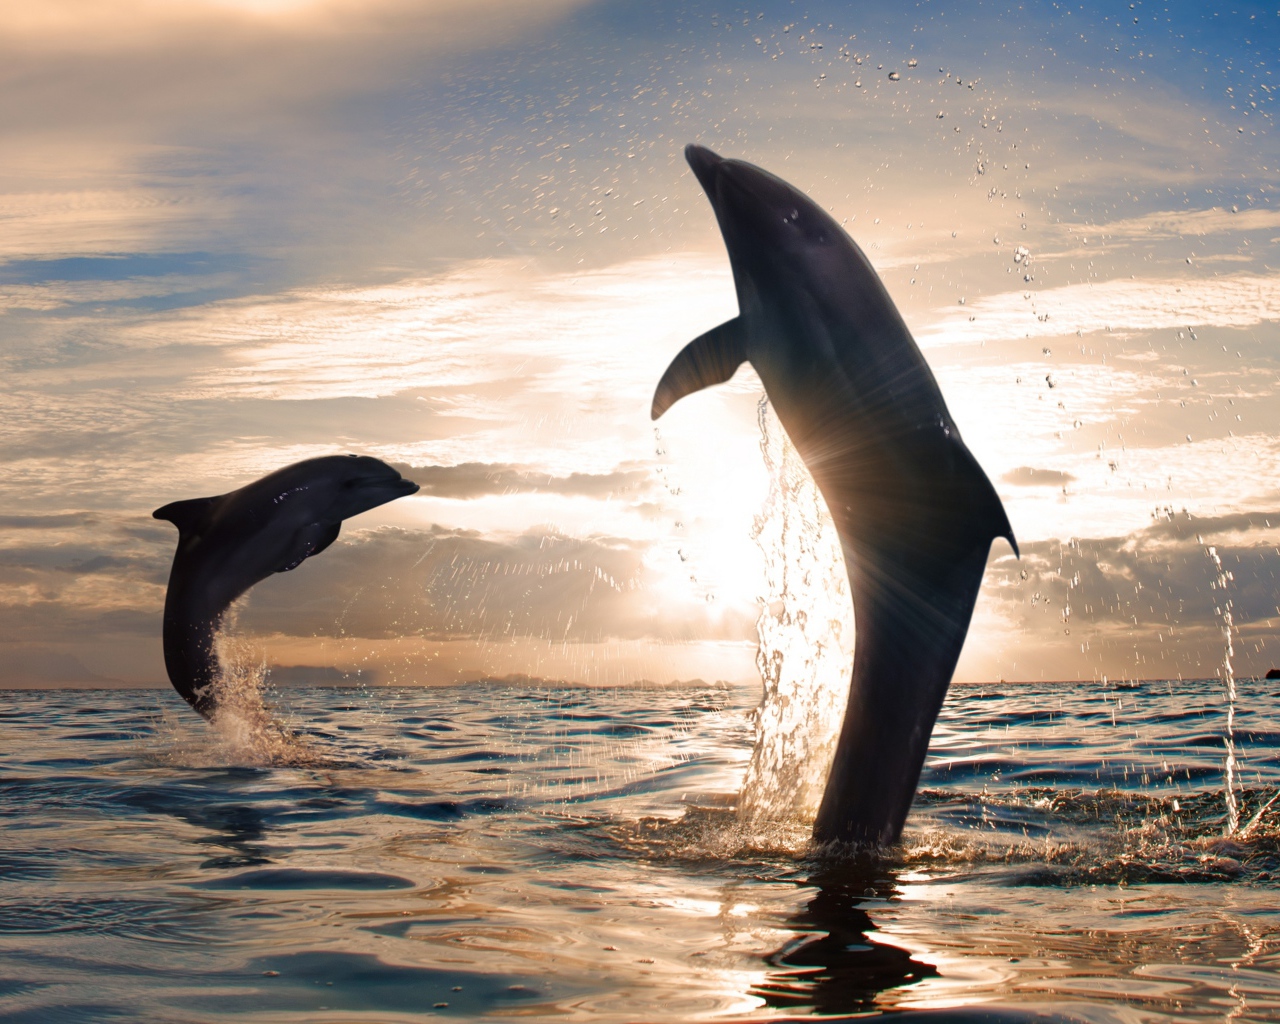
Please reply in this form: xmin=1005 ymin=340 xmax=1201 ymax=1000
xmin=153 ymin=455 xmax=419 ymax=719
xmin=653 ymin=145 xmax=1018 ymax=846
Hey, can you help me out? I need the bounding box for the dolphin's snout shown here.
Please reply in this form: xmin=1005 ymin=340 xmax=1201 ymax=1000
xmin=356 ymin=474 xmax=418 ymax=496
xmin=684 ymin=144 xmax=723 ymax=194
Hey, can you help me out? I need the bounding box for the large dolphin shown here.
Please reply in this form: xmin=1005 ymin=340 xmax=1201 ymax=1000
xmin=153 ymin=455 xmax=419 ymax=719
xmin=653 ymin=145 xmax=1018 ymax=847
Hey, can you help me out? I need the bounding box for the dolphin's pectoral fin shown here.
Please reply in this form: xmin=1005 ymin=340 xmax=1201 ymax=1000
xmin=153 ymin=496 xmax=219 ymax=537
xmin=651 ymin=317 xmax=748 ymax=419
xmin=275 ymin=522 xmax=340 ymax=573
xmin=308 ymin=522 xmax=342 ymax=558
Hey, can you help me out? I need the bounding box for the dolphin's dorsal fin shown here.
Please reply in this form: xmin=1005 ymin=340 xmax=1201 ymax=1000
xmin=950 ymin=440 xmax=1020 ymax=558
xmin=152 ymin=496 xmax=219 ymax=537
xmin=651 ymin=317 xmax=747 ymax=419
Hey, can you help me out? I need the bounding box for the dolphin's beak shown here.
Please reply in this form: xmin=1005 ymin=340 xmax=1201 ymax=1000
xmin=356 ymin=475 xmax=419 ymax=498
xmin=684 ymin=144 xmax=723 ymax=200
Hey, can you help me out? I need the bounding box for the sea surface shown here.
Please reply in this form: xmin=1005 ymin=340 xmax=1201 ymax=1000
xmin=3 ymin=677 xmax=1280 ymax=1023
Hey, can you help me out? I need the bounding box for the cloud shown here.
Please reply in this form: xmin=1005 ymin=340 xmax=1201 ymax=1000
xmin=1003 ymin=466 xmax=1075 ymax=487
xmin=2 ymin=0 xmax=584 ymax=53
xmin=240 ymin=525 xmax=755 ymax=645
xmin=394 ymin=462 xmax=651 ymax=500
xmin=0 ymin=649 xmax=114 ymax=686
xmin=1058 ymin=207 xmax=1280 ymax=244
xmin=982 ymin=509 xmax=1280 ymax=680
xmin=921 ymin=273 xmax=1280 ymax=348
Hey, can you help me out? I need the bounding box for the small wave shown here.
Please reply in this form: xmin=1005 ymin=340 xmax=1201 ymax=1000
xmin=602 ymin=783 xmax=1280 ymax=888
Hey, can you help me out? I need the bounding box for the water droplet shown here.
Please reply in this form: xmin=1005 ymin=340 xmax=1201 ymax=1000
xmin=936 ymin=111 xmax=945 ymax=118
xmin=888 ymin=71 xmax=901 ymax=81
xmin=1073 ymin=419 xmax=1082 ymax=429
xmin=1019 ymin=569 xmax=1029 ymax=580
xmin=908 ymin=58 xmax=918 ymax=67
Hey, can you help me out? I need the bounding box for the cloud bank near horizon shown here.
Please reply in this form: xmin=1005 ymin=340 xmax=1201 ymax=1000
xmin=1 ymin=0 xmax=1277 ymax=689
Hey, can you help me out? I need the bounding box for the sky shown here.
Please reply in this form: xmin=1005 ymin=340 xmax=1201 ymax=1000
xmin=0 ymin=0 xmax=1277 ymax=689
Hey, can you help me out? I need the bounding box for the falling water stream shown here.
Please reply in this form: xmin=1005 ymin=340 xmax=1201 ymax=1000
xmin=1207 ymin=544 xmax=1241 ymax=834
xmin=737 ymin=397 xmax=853 ymax=824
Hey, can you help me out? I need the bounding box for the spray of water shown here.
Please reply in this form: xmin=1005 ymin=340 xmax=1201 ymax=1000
xmin=1207 ymin=544 xmax=1240 ymax=834
xmin=197 ymin=617 xmax=318 ymax=766
xmin=737 ymin=397 xmax=854 ymax=824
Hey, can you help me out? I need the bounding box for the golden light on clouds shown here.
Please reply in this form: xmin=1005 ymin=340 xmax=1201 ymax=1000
xmin=0 ymin=0 xmax=588 ymax=46
xmin=1 ymin=0 xmax=1277 ymax=687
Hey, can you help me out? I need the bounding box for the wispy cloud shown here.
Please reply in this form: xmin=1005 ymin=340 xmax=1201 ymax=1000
xmin=921 ymin=273 xmax=1280 ymax=347
xmin=395 ymin=462 xmax=652 ymax=501
xmin=978 ymin=509 xmax=1280 ymax=681
xmin=1058 ymin=207 xmax=1280 ymax=243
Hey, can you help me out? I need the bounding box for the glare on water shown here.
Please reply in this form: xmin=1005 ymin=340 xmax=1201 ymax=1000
xmin=4 ymin=679 xmax=1280 ymax=1023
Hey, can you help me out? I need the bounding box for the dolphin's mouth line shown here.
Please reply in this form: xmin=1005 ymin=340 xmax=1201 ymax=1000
xmin=351 ymin=476 xmax=418 ymax=492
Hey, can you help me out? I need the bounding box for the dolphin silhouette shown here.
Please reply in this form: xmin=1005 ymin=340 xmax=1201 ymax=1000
xmin=153 ymin=455 xmax=419 ymax=719
xmin=653 ymin=145 xmax=1018 ymax=846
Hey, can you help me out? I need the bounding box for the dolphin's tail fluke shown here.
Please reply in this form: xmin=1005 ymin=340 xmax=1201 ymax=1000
xmin=651 ymin=317 xmax=748 ymax=419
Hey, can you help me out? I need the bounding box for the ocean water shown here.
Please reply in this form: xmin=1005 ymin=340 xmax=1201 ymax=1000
xmin=2 ymin=677 xmax=1280 ymax=1023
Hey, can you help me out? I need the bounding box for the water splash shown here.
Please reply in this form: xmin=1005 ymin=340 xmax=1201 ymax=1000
xmin=189 ymin=621 xmax=319 ymax=766
xmin=1207 ymin=544 xmax=1240 ymax=834
xmin=737 ymin=397 xmax=854 ymax=824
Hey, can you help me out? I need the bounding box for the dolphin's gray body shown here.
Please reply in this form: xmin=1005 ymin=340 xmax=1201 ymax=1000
xmin=653 ymin=145 xmax=1018 ymax=846
xmin=153 ymin=455 xmax=418 ymax=719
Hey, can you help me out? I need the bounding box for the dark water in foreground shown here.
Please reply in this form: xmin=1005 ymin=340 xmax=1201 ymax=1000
xmin=3 ymin=678 xmax=1280 ymax=1023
